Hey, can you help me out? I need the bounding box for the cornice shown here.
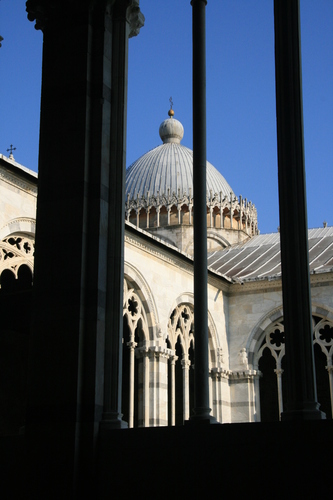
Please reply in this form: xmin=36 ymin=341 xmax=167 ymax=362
xmin=125 ymin=232 xmax=194 ymax=277
xmin=0 ymin=167 xmax=37 ymax=197
xmin=228 ymin=279 xmax=282 ymax=295
xmin=227 ymin=271 xmax=333 ymax=296
xmin=310 ymin=272 xmax=333 ymax=287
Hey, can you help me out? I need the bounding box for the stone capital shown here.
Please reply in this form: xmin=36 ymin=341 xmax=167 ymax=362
xmin=126 ymin=1 xmax=145 ymax=38
xmin=26 ymin=0 xmax=115 ymax=31
xmin=135 ymin=346 xmax=149 ymax=359
xmin=169 ymin=355 xmax=178 ymax=365
xmin=148 ymin=345 xmax=170 ymax=360
xmin=126 ymin=340 xmax=137 ymax=350
xmin=181 ymin=358 xmax=191 ymax=369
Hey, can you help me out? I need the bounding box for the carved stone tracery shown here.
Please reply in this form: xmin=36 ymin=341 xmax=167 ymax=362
xmin=0 ymin=235 xmax=35 ymax=277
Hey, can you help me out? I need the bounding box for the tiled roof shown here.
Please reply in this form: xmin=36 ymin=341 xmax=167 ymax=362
xmin=208 ymin=227 xmax=333 ymax=281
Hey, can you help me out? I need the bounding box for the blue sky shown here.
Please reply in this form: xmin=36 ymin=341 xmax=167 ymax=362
xmin=1 ymin=1 xmax=332 ymax=234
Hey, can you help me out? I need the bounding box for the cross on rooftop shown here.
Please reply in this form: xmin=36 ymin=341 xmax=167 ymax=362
xmin=7 ymin=144 xmax=16 ymax=158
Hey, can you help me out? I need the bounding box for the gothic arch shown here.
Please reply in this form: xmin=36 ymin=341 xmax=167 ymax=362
xmin=183 ymin=231 xmax=230 ymax=256
xmin=0 ymin=217 xmax=36 ymax=240
xmin=166 ymin=292 xmax=219 ymax=367
xmin=311 ymin=302 xmax=333 ymax=323
xmin=124 ymin=262 xmax=161 ymax=342
xmin=0 ymin=233 xmax=35 ymax=285
xmin=246 ymin=305 xmax=284 ymax=369
xmin=247 ymin=303 xmax=333 ymax=369
xmin=123 ymin=280 xmax=149 ymax=344
xmin=247 ymin=303 xmax=333 ymax=421
xmin=206 ymin=230 xmax=230 ymax=249
xmin=167 ymin=301 xmax=194 ymax=352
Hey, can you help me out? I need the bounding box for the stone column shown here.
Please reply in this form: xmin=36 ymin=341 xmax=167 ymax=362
xmin=169 ymin=355 xmax=177 ymax=426
xmin=254 ymin=373 xmax=261 ymax=422
xmin=182 ymin=357 xmax=191 ymax=422
xmin=136 ymin=346 xmax=149 ymax=427
xmin=191 ymin=0 xmax=216 ymax=424
xmin=147 ymin=346 xmax=169 ymax=426
xmin=25 ymin=3 xmax=112 ymax=495
xmin=127 ymin=340 xmax=137 ymax=428
xmin=167 ymin=206 xmax=171 ymax=225
xmin=177 ymin=205 xmax=182 ymax=224
xmin=230 ymin=193 xmax=233 ymax=229
xmin=274 ymin=0 xmax=324 ymax=420
xmin=210 ymin=370 xmax=218 ymax=420
xmin=146 ymin=208 xmax=150 ymax=228
xmin=274 ymin=368 xmax=284 ymax=419
xmin=209 ymin=205 xmax=213 ymax=228
xmin=156 ymin=207 xmax=160 ymax=228
xmin=101 ymin=0 xmax=144 ymax=432
xmin=326 ymin=364 xmax=333 ymax=417
xmin=25 ymin=1 xmax=144 ymax=496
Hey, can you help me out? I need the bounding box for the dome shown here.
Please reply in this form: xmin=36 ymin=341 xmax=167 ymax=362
xmin=126 ymin=113 xmax=234 ymax=200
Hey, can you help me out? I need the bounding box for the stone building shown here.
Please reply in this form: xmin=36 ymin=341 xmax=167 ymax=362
xmin=1 ymin=111 xmax=332 ymax=432
xmin=2 ymin=2 xmax=332 ymax=497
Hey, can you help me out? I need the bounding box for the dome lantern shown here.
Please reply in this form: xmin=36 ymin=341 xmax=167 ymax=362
xmin=159 ymin=110 xmax=184 ymax=144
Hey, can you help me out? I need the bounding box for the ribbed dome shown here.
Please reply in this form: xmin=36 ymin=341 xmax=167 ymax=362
xmin=126 ymin=114 xmax=234 ymax=200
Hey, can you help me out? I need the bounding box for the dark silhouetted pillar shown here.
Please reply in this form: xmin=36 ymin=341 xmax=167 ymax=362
xmin=25 ymin=0 xmax=144 ymax=496
xmin=190 ymin=0 xmax=216 ymax=424
xmin=100 ymin=0 xmax=144 ymax=432
xmin=274 ymin=0 xmax=325 ymax=420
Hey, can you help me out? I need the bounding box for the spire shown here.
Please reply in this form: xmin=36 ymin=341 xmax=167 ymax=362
xmin=168 ymin=96 xmax=175 ymax=118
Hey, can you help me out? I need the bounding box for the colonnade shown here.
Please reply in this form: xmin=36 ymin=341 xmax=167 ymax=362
xmin=126 ymin=191 xmax=258 ymax=236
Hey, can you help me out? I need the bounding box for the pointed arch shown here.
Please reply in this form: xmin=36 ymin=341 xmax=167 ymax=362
xmin=247 ymin=303 xmax=333 ymax=421
xmin=0 ymin=217 xmax=36 ymax=240
xmin=246 ymin=305 xmax=284 ymax=369
xmin=124 ymin=262 xmax=161 ymax=342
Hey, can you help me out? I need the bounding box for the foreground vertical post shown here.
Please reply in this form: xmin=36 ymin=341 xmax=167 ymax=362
xmin=190 ymin=0 xmax=216 ymax=423
xmin=100 ymin=2 xmax=144 ymax=432
xmin=274 ymin=0 xmax=324 ymax=420
xmin=25 ymin=1 xmax=144 ymax=495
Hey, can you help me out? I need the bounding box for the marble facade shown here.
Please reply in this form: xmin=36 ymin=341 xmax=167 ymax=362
xmin=1 ymin=152 xmax=332 ymax=427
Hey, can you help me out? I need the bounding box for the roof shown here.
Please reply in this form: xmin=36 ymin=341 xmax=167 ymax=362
xmin=126 ymin=143 xmax=234 ymax=200
xmin=0 ymin=154 xmax=37 ymax=183
xmin=125 ymin=114 xmax=234 ymax=200
xmin=207 ymin=227 xmax=333 ymax=282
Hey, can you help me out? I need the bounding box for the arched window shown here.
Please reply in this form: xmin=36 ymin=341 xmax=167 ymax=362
xmin=167 ymin=304 xmax=195 ymax=425
xmin=0 ymin=268 xmax=16 ymax=292
xmin=256 ymin=314 xmax=333 ymax=421
xmin=313 ymin=316 xmax=333 ymax=419
xmin=17 ymin=264 xmax=33 ymax=290
xmin=0 ymin=234 xmax=34 ymax=291
xmin=122 ymin=280 xmax=148 ymax=428
xmin=257 ymin=321 xmax=285 ymax=421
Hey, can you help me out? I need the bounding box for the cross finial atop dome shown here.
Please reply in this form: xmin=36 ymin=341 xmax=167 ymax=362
xmin=168 ymin=96 xmax=175 ymax=118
